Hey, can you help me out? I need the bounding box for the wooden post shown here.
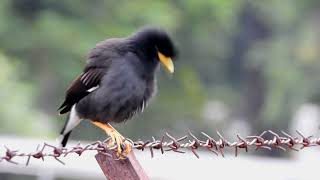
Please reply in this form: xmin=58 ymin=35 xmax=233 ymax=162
xmin=95 ymin=150 xmax=149 ymax=180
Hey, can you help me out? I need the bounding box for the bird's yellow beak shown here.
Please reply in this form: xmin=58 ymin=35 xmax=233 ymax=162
xmin=158 ymin=52 xmax=174 ymax=73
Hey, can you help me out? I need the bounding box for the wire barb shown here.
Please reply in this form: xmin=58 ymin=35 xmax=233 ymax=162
xmin=1 ymin=130 xmax=319 ymax=165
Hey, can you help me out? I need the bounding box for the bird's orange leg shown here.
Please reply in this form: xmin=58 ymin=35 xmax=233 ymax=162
xmin=91 ymin=121 xmax=132 ymax=158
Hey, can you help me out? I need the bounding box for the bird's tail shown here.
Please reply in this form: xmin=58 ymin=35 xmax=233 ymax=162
xmin=57 ymin=105 xmax=82 ymax=147
xmin=58 ymin=131 xmax=72 ymax=147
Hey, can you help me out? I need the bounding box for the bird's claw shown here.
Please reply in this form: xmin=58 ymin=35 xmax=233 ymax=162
xmin=107 ymin=132 xmax=132 ymax=159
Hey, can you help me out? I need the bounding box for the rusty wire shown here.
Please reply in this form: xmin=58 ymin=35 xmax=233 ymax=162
xmin=1 ymin=130 xmax=320 ymax=165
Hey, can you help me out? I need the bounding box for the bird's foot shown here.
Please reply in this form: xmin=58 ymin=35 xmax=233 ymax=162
xmin=91 ymin=121 xmax=132 ymax=159
xmin=107 ymin=132 xmax=132 ymax=159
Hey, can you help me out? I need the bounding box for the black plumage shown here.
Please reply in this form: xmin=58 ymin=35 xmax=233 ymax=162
xmin=58 ymin=27 xmax=177 ymax=150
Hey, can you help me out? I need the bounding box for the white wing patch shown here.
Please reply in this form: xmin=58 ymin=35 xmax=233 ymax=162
xmin=87 ymin=85 xmax=99 ymax=92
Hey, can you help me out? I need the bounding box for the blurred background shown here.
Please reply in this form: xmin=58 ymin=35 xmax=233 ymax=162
xmin=1 ymin=0 xmax=320 ymax=179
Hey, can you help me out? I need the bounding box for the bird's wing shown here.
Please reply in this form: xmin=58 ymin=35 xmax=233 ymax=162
xmin=58 ymin=41 xmax=120 ymax=114
xmin=58 ymin=67 xmax=106 ymax=114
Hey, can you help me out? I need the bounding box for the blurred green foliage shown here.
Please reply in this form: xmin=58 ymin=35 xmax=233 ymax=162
xmin=0 ymin=53 xmax=53 ymax=136
xmin=0 ymin=0 xmax=320 ymax=142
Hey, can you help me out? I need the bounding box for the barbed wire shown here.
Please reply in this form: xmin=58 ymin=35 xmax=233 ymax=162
xmin=1 ymin=130 xmax=319 ymax=165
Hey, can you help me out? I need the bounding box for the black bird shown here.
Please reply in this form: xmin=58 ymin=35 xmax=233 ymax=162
xmin=58 ymin=27 xmax=177 ymax=156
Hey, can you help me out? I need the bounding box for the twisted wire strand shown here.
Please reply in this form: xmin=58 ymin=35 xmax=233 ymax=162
xmin=1 ymin=130 xmax=319 ymax=165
